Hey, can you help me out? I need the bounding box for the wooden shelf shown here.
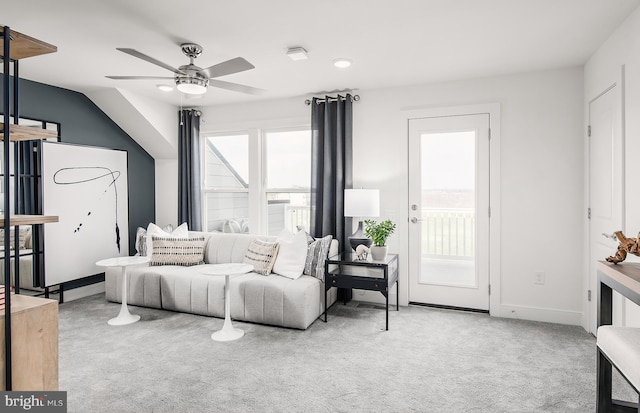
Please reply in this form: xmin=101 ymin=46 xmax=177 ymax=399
xmin=0 ymin=26 xmax=57 ymax=60
xmin=0 ymin=123 xmax=57 ymax=141
xmin=0 ymin=294 xmax=58 ymax=390
xmin=0 ymin=215 xmax=59 ymax=226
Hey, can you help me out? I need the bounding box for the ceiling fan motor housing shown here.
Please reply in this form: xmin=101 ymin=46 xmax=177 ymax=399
xmin=175 ymin=59 xmax=209 ymax=94
xmin=181 ymin=43 xmax=203 ymax=59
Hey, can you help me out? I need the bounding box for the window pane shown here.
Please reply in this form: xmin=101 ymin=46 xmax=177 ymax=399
xmin=204 ymin=192 xmax=249 ymax=232
xmin=266 ymin=193 xmax=310 ymax=235
xmin=265 ymin=130 xmax=310 ymax=189
xmin=205 ymin=134 xmax=249 ymax=189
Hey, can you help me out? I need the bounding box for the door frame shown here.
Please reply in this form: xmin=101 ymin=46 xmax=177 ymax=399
xmin=402 ymin=103 xmax=501 ymax=316
xmin=585 ymin=81 xmax=625 ymax=334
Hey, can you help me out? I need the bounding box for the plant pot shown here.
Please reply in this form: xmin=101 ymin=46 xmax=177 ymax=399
xmin=370 ymin=245 xmax=388 ymax=261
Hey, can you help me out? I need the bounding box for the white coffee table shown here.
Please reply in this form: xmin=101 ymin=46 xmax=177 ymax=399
xmin=96 ymin=256 xmax=150 ymax=326
xmin=200 ymin=263 xmax=253 ymax=341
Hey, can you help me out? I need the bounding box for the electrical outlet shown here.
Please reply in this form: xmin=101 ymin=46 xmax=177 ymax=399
xmin=534 ymin=271 xmax=545 ymax=285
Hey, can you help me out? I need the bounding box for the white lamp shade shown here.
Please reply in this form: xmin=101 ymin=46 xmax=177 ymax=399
xmin=344 ymin=189 xmax=380 ymax=217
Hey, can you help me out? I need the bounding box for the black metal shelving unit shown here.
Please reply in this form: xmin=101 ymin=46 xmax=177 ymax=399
xmin=0 ymin=25 xmax=58 ymax=390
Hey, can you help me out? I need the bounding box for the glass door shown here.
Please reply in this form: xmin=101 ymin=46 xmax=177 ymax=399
xmin=408 ymin=114 xmax=490 ymax=310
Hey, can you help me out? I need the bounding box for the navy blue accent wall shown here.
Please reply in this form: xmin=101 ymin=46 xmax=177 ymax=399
xmin=1 ymin=76 xmax=155 ymax=256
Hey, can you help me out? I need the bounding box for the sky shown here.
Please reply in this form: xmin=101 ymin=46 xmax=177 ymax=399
xmin=207 ymin=129 xmax=310 ymax=189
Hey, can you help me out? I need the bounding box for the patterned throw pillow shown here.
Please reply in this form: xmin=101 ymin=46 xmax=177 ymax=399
xmin=135 ymin=224 xmax=174 ymax=256
xmin=243 ymin=239 xmax=280 ymax=276
xmin=135 ymin=227 xmax=148 ymax=256
xmin=149 ymin=236 xmax=206 ymax=266
xmin=146 ymin=223 xmax=187 ymax=258
xmin=303 ymin=234 xmax=333 ymax=281
xmin=0 ymin=227 xmax=31 ymax=250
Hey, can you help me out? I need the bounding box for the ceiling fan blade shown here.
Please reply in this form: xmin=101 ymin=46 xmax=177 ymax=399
xmin=116 ymin=48 xmax=185 ymax=75
xmin=106 ymin=76 xmax=174 ymax=80
xmin=203 ymin=57 xmax=255 ymax=79
xmin=208 ymin=79 xmax=265 ymax=95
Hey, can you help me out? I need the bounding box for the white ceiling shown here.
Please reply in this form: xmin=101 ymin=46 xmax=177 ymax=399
xmin=4 ymin=0 xmax=639 ymax=107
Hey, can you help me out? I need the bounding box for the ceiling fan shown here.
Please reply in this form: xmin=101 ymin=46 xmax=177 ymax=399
xmin=106 ymin=43 xmax=263 ymax=95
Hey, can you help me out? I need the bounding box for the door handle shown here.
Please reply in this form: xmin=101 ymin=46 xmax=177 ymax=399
xmin=602 ymin=233 xmax=617 ymax=241
xmin=410 ymin=217 xmax=423 ymax=224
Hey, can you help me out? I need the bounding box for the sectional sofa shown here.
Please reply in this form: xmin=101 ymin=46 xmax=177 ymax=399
xmin=105 ymin=231 xmax=338 ymax=329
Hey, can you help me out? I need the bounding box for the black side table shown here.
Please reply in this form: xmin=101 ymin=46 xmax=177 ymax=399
xmin=324 ymin=253 xmax=399 ymax=330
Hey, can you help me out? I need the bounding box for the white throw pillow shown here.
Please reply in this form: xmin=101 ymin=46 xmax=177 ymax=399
xmin=146 ymin=222 xmax=188 ymax=258
xmin=273 ymin=229 xmax=308 ymax=279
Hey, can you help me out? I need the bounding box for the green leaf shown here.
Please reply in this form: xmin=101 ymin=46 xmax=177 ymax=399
xmin=364 ymin=219 xmax=396 ymax=246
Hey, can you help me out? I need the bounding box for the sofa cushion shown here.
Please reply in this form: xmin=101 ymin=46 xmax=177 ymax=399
xmin=160 ymin=266 xmax=226 ymax=317
xmin=104 ymin=265 xmax=163 ymax=309
xmin=273 ymin=230 xmax=308 ymax=280
xmin=146 ymin=222 xmax=188 ymax=258
xmin=0 ymin=227 xmax=30 ymax=250
xmin=204 ymin=232 xmax=270 ymax=264
xmin=304 ymin=234 xmax=334 ymax=281
xmin=150 ymin=236 xmax=206 ymax=266
xmin=230 ymin=272 xmax=325 ymax=330
xmin=243 ymin=239 xmax=279 ymax=275
xmin=135 ymin=224 xmax=174 ymax=256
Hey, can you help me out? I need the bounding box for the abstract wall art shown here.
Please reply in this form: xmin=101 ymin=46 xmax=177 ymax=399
xmin=42 ymin=142 xmax=129 ymax=286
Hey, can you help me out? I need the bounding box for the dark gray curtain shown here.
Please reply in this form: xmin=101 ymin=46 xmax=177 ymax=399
xmin=178 ymin=109 xmax=202 ymax=231
xmin=310 ymin=94 xmax=353 ymax=301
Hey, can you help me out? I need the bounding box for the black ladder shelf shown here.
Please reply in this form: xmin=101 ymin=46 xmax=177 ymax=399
xmin=0 ymin=25 xmax=58 ymax=391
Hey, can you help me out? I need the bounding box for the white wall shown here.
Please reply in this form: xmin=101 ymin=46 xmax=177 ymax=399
xmin=188 ymin=67 xmax=585 ymax=325
xmin=584 ymin=7 xmax=640 ymax=329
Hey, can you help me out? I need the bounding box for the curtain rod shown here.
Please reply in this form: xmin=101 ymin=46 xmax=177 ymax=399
xmin=304 ymin=94 xmax=360 ymax=105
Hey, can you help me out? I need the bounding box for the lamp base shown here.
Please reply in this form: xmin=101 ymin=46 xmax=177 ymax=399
xmin=348 ymin=221 xmax=373 ymax=252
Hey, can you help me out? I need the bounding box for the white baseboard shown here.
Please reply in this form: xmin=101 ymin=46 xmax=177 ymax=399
xmin=493 ymin=303 xmax=582 ymax=326
xmin=63 ymin=282 xmax=105 ymax=302
xmin=338 ymin=291 xmax=583 ymax=326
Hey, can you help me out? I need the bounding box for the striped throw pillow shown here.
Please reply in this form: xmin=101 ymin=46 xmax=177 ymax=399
xmin=243 ymin=239 xmax=280 ymax=275
xmin=150 ymin=236 xmax=206 ymax=266
xmin=303 ymin=234 xmax=333 ymax=281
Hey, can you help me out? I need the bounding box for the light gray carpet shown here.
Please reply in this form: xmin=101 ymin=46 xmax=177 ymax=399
xmin=56 ymin=294 xmax=620 ymax=412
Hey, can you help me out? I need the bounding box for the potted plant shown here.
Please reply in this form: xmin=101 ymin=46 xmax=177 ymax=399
xmin=364 ymin=219 xmax=396 ymax=261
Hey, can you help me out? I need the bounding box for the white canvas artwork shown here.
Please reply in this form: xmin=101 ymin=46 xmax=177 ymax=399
xmin=42 ymin=142 xmax=129 ymax=286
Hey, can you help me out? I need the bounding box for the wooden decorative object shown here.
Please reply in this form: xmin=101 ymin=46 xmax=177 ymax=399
xmin=606 ymin=231 xmax=640 ymax=264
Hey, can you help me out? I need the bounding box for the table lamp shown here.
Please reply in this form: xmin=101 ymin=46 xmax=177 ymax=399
xmin=344 ymin=188 xmax=380 ymax=252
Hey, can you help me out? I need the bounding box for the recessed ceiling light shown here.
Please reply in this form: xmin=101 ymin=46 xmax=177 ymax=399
xmin=156 ymin=84 xmax=174 ymax=92
xmin=333 ymin=58 xmax=352 ymax=69
xmin=286 ymin=47 xmax=308 ymax=61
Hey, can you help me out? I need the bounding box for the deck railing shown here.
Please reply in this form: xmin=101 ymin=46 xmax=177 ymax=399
xmin=283 ymin=204 xmax=311 ymax=231
xmin=421 ymin=208 xmax=474 ymax=259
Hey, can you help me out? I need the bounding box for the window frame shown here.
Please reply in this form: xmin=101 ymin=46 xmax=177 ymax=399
xmin=200 ymin=122 xmax=311 ymax=235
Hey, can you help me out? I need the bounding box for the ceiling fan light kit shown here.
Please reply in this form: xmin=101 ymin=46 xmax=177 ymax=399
xmin=107 ymin=42 xmax=263 ymax=96
xmin=176 ymin=76 xmax=208 ymax=95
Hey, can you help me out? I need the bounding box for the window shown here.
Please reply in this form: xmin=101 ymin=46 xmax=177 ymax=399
xmin=203 ymin=133 xmax=250 ymax=232
xmin=264 ymin=129 xmax=311 ymax=235
xmin=202 ymin=127 xmax=311 ymax=235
